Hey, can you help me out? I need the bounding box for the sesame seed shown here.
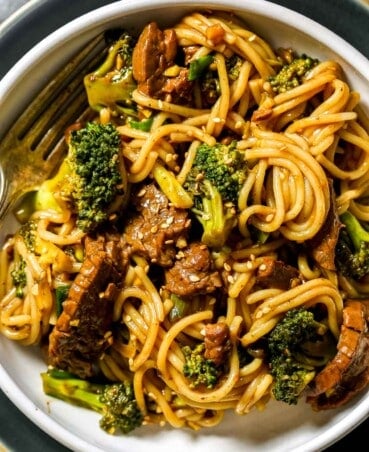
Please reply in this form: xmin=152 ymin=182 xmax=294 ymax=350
xmin=224 ymin=262 xmax=232 ymax=272
xmin=189 ymin=274 xmax=200 ymax=282
xmin=259 ymin=264 xmax=267 ymax=271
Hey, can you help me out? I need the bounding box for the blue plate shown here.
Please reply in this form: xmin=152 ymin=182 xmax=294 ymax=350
xmin=0 ymin=1 xmax=368 ymax=450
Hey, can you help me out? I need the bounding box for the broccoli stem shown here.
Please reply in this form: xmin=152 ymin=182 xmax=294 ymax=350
xmin=152 ymin=164 xmax=193 ymax=209
xmin=193 ymin=179 xmax=234 ymax=248
xmin=41 ymin=372 xmax=104 ymax=412
xmin=340 ymin=210 xmax=369 ymax=251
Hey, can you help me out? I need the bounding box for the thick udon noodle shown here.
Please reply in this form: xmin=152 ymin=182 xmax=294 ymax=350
xmin=1 ymin=11 xmax=368 ymax=429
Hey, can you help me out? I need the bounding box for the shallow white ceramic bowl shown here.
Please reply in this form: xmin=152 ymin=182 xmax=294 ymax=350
xmin=1 ymin=1 xmax=369 ymax=451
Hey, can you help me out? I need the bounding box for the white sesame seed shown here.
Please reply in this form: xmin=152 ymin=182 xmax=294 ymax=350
xmin=224 ymin=262 xmax=232 ymax=272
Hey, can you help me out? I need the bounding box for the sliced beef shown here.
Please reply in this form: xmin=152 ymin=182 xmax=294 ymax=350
xmin=307 ymin=300 xmax=369 ymax=410
xmin=204 ymin=322 xmax=231 ymax=366
xmin=48 ymin=233 xmax=125 ymax=378
xmin=256 ymin=257 xmax=302 ymax=290
xmin=164 ymin=241 xmax=222 ymax=296
xmin=132 ymin=22 xmax=193 ymax=103
xmin=307 ymin=180 xmax=341 ymax=271
xmin=123 ymin=183 xmax=190 ymax=267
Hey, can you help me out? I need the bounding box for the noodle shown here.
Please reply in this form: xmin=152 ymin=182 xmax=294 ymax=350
xmin=1 ymin=9 xmax=369 ymax=434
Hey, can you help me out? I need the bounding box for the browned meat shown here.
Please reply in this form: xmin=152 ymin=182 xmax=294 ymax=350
xmin=123 ymin=183 xmax=190 ymax=267
xmin=132 ymin=22 xmax=193 ymax=103
xmin=164 ymin=242 xmax=222 ymax=296
xmin=256 ymin=257 xmax=302 ymax=290
xmin=307 ymin=180 xmax=341 ymax=271
xmin=307 ymin=300 xmax=369 ymax=410
xmin=204 ymin=322 xmax=231 ymax=366
xmin=48 ymin=234 xmax=125 ymax=378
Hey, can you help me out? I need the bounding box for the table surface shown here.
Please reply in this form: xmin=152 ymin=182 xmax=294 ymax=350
xmin=0 ymin=0 xmax=368 ymax=450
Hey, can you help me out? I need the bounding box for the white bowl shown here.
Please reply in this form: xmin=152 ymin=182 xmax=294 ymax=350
xmin=0 ymin=1 xmax=369 ymax=451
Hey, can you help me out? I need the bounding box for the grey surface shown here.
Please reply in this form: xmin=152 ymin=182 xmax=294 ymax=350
xmin=0 ymin=0 xmax=27 ymax=22
xmin=0 ymin=1 xmax=368 ymax=451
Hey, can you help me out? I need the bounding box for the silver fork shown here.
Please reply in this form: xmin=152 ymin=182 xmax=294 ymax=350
xmin=0 ymin=33 xmax=107 ymax=224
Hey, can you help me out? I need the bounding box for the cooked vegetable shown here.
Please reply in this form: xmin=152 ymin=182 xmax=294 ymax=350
xmin=267 ymin=308 xmax=335 ymax=405
xmin=41 ymin=369 xmax=143 ymax=434
xmin=335 ymin=210 xmax=369 ymax=280
xmin=188 ymin=55 xmax=214 ymax=81
xmin=183 ymin=141 xmax=246 ymax=247
xmin=35 ymin=122 xmax=128 ymax=232
xmin=84 ymin=31 xmax=137 ymax=117
xmin=11 ymin=257 xmax=27 ymax=298
xmin=182 ymin=343 xmax=221 ymax=389
xmin=268 ymin=53 xmax=318 ymax=94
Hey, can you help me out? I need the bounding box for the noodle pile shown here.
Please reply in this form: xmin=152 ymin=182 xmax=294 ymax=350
xmin=1 ymin=10 xmax=369 ymax=431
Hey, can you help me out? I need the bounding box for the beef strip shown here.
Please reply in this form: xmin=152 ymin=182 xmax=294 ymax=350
xmin=204 ymin=322 xmax=231 ymax=366
xmin=164 ymin=241 xmax=222 ymax=296
xmin=132 ymin=22 xmax=193 ymax=103
xmin=123 ymin=183 xmax=190 ymax=267
xmin=307 ymin=300 xmax=369 ymax=410
xmin=307 ymin=180 xmax=341 ymax=271
xmin=256 ymin=257 xmax=303 ymax=290
xmin=48 ymin=233 xmax=125 ymax=378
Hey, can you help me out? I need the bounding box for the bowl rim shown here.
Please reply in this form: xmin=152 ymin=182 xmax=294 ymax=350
xmin=0 ymin=1 xmax=369 ymax=451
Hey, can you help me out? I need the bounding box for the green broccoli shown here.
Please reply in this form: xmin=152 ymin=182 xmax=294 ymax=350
xmin=225 ymin=54 xmax=243 ymax=81
xmin=183 ymin=141 xmax=246 ymax=248
xmin=11 ymin=257 xmax=27 ymax=298
xmin=41 ymin=369 xmax=143 ymax=435
xmin=268 ymin=54 xmax=318 ymax=94
xmin=335 ymin=210 xmax=369 ymax=280
xmin=197 ymin=54 xmax=243 ymax=107
xmin=182 ymin=343 xmax=221 ymax=389
xmin=84 ymin=31 xmax=137 ymax=118
xmin=267 ymin=307 xmax=334 ymax=405
xmin=35 ymin=122 xmax=128 ymax=232
xmin=55 ymin=284 xmax=70 ymax=317
xmin=18 ymin=219 xmax=37 ymax=252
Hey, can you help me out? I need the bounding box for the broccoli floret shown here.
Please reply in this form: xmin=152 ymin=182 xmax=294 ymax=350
xmin=268 ymin=54 xmax=318 ymax=94
xmin=35 ymin=122 xmax=128 ymax=232
xmin=225 ymin=54 xmax=243 ymax=81
xmin=189 ymin=141 xmax=246 ymax=204
xmin=182 ymin=343 xmax=220 ymax=389
xmin=18 ymin=220 xmax=37 ymax=252
xmin=270 ymin=357 xmax=316 ymax=405
xmin=41 ymin=370 xmax=143 ymax=435
xmin=197 ymin=54 xmax=242 ymax=106
xmin=267 ymin=308 xmax=334 ymax=405
xmin=335 ymin=210 xmax=369 ymax=280
xmin=11 ymin=257 xmax=27 ymax=298
xmin=183 ymin=141 xmax=246 ymax=248
xmin=84 ymin=31 xmax=137 ymax=118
